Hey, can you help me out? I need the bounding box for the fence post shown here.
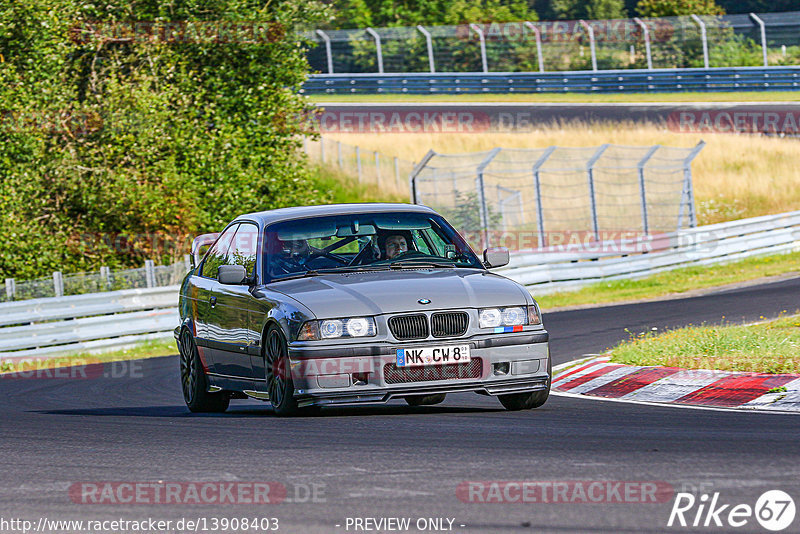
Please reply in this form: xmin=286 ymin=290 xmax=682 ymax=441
xmin=586 ymin=144 xmax=609 ymax=242
xmin=476 ymin=148 xmax=502 ymax=249
xmin=690 ymin=15 xmax=709 ymax=69
xmin=315 ymin=30 xmax=334 ymax=74
xmin=53 ymin=271 xmax=64 ymax=298
xmin=408 ymin=150 xmax=437 ymax=204
xmin=469 ymin=24 xmax=489 ymax=73
xmin=337 ymin=141 xmax=343 ymax=168
xmin=145 ymin=259 xmax=156 ymax=288
xmin=749 ymin=13 xmax=768 ymax=67
xmin=532 ymin=146 xmax=556 ymax=248
xmin=394 ymin=156 xmax=400 ymax=188
xmin=356 ymin=146 xmax=362 ymax=182
xmin=633 ymin=18 xmax=653 ymax=70
xmin=365 ymin=27 xmax=384 ymax=73
xmin=417 ymin=25 xmax=436 ymax=73
xmin=637 ymin=145 xmax=660 ymax=236
xmin=302 ymin=137 xmax=309 ymax=156
xmin=578 ymin=20 xmax=598 ymax=71
xmin=5 ymin=278 xmax=15 ymax=300
xmin=523 ymin=22 xmax=544 ymax=72
xmin=183 ymin=254 xmax=191 ymax=272
xmin=681 ymin=141 xmax=705 ymax=228
xmin=374 ymin=151 xmax=381 ymax=185
xmin=320 ymin=137 xmax=326 ymax=163
xmin=100 ymin=266 xmax=111 ymax=290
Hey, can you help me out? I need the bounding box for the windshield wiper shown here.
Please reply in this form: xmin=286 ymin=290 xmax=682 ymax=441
xmin=389 ymin=260 xmax=456 ymax=269
xmin=315 ymin=265 xmax=393 ymax=274
xmin=271 ymin=270 xmax=321 ymax=281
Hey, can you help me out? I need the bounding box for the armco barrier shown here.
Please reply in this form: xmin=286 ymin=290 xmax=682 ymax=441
xmin=497 ymin=210 xmax=800 ymax=294
xmin=302 ymin=67 xmax=800 ymax=94
xmin=0 ymin=211 xmax=798 ymax=359
xmin=0 ymin=286 xmax=179 ymax=360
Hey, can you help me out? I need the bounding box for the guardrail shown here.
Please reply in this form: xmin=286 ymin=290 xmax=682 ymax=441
xmin=1 ymin=211 xmax=797 ymax=360
xmin=496 ymin=210 xmax=800 ymax=294
xmin=0 ymin=286 xmax=179 ymax=360
xmin=301 ymin=66 xmax=800 ymax=94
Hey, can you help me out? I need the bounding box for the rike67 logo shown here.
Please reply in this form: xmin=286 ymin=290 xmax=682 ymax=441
xmin=668 ymin=490 xmax=795 ymax=531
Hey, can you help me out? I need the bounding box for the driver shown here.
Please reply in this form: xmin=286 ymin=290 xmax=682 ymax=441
xmin=379 ymin=232 xmax=410 ymax=260
xmin=272 ymin=238 xmax=310 ymax=274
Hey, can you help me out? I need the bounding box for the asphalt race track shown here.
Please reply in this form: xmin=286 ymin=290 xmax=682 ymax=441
xmin=1 ymin=276 xmax=799 ymax=533
xmin=315 ymin=102 xmax=800 ymax=134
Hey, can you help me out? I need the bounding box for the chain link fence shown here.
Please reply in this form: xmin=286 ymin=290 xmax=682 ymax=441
xmin=410 ymin=143 xmax=705 ymax=250
xmin=307 ymin=11 xmax=800 ymax=74
xmin=304 ymin=136 xmax=415 ymax=198
xmin=2 ymin=259 xmax=190 ymax=303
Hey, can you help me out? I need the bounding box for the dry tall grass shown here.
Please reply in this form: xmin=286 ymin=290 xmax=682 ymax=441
xmin=324 ymin=122 xmax=800 ymax=224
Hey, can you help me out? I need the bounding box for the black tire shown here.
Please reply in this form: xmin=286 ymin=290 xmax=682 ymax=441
xmin=179 ymin=329 xmax=229 ymax=413
xmin=405 ymin=393 xmax=447 ymax=406
xmin=264 ymin=325 xmax=298 ymax=417
xmin=498 ymin=356 xmax=551 ymax=411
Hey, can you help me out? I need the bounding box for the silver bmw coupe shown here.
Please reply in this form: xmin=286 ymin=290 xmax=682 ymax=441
xmin=176 ymin=203 xmax=550 ymax=416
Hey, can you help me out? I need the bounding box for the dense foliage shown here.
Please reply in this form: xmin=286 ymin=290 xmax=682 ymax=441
xmin=0 ymin=0 xmax=327 ymax=279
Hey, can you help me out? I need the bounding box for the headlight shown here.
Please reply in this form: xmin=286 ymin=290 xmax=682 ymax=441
xmin=479 ymin=305 xmax=540 ymax=330
xmin=297 ymin=317 xmax=376 ymax=340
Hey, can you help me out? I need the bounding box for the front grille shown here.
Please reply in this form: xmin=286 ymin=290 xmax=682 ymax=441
xmin=389 ymin=314 xmax=429 ymax=340
xmin=383 ymin=358 xmax=483 ymax=384
xmin=431 ymin=312 xmax=469 ymax=338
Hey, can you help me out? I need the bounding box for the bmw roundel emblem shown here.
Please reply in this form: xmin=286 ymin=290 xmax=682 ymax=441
xmin=418 ymin=298 xmax=431 ymax=305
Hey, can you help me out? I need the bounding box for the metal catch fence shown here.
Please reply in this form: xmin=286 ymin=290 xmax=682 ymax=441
xmin=307 ymin=11 xmax=800 ymax=74
xmin=2 ymin=258 xmax=190 ymax=304
xmin=410 ymin=143 xmax=705 ymax=250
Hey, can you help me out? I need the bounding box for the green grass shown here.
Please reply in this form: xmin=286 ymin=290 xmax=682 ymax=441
xmin=609 ymin=314 xmax=800 ymax=373
xmin=309 ymin=91 xmax=800 ymax=104
xmin=309 ymin=163 xmax=406 ymax=204
xmin=0 ymin=338 xmax=177 ymax=375
xmin=535 ymin=250 xmax=800 ymax=310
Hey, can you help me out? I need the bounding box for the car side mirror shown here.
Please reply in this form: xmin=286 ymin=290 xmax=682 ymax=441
xmin=483 ymin=247 xmax=510 ymax=268
xmin=218 ymin=264 xmax=247 ymax=285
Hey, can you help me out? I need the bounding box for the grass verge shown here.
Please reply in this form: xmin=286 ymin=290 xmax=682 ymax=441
xmin=608 ymin=314 xmax=800 ymax=374
xmin=0 ymin=338 xmax=177 ymax=375
xmin=535 ymin=251 xmax=800 ymax=310
xmin=310 ymin=91 xmax=800 ymax=104
xmin=309 ymin=163 xmax=406 ymax=204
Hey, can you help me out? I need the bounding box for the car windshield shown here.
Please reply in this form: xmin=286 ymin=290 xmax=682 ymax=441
xmin=264 ymin=211 xmax=483 ymax=281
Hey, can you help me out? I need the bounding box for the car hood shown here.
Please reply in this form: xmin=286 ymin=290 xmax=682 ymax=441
xmin=266 ymin=269 xmax=530 ymax=318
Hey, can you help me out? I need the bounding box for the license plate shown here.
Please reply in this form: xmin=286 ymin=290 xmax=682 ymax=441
xmin=396 ymin=345 xmax=471 ymax=367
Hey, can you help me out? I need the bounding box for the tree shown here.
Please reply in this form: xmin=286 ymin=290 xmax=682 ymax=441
xmin=635 ymin=0 xmax=725 ymax=17
xmin=330 ymin=0 xmax=537 ymax=29
xmin=0 ymin=0 xmax=328 ymax=279
xmin=551 ymin=0 xmax=626 ymax=20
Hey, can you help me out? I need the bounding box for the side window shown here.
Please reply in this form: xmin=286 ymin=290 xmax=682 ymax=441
xmin=226 ymin=223 xmax=258 ymax=277
xmin=421 ymin=228 xmax=448 ymax=256
xmin=201 ymin=224 xmax=238 ymax=279
xmin=411 ymin=230 xmax=433 ymax=254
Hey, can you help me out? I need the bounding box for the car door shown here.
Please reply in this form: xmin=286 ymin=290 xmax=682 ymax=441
xmin=196 ymin=223 xmax=239 ymax=375
xmin=210 ymin=222 xmax=261 ymax=383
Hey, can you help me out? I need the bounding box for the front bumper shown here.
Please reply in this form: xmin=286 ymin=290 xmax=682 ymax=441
xmin=287 ymin=332 xmax=550 ymax=407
